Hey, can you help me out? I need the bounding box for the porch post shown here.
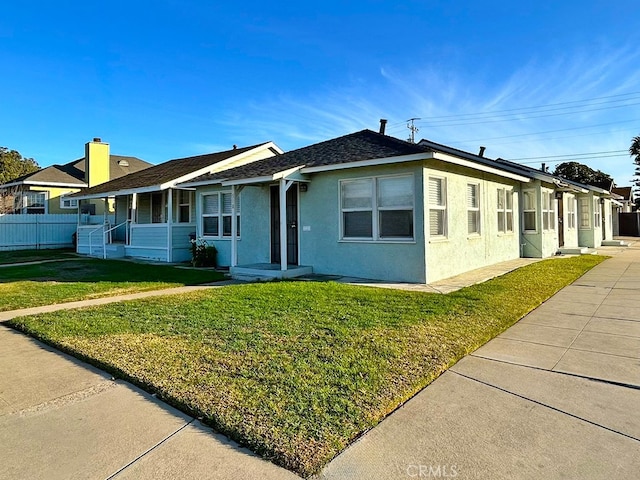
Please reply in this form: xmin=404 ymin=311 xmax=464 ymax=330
xmin=279 ymin=179 xmax=288 ymax=271
xmin=231 ymin=185 xmax=237 ymax=267
xmin=103 ymin=196 xmax=108 ymax=259
xmin=131 ymin=193 xmax=138 ymax=224
xmin=167 ymin=188 xmax=173 ymax=263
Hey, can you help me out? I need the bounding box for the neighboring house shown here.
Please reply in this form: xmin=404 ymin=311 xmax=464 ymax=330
xmin=612 ymin=187 xmax=634 ymax=213
xmin=0 ymin=138 xmax=150 ymax=215
xmin=71 ymin=142 xmax=283 ymax=262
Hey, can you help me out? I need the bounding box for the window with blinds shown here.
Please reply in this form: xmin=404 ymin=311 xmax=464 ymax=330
xmin=201 ymin=192 xmax=240 ymax=238
xmin=428 ymin=177 xmax=446 ymax=237
xmin=523 ymin=190 xmax=536 ymax=232
xmin=340 ymin=175 xmax=414 ymax=240
xmin=467 ymin=183 xmax=480 ymax=235
xmin=497 ymin=188 xmax=513 ymax=233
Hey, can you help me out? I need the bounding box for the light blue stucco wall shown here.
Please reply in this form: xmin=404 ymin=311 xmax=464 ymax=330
xmin=521 ymin=181 xmax=560 ymax=258
xmin=299 ymin=162 xmax=427 ymax=283
xmin=424 ymin=161 xmax=522 ymax=282
xmin=194 ymin=185 xmax=272 ymax=267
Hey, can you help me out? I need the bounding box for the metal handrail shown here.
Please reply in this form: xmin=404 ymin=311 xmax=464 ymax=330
xmin=104 ymin=219 xmax=131 ymax=246
xmin=87 ymin=224 xmax=106 ymax=259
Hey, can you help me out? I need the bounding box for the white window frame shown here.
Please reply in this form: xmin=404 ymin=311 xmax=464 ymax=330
xmin=201 ymin=191 xmax=240 ymax=239
xmin=542 ymin=190 xmax=555 ymax=231
xmin=23 ymin=191 xmax=48 ymax=214
xmin=339 ymin=174 xmax=415 ymax=242
xmin=579 ymin=197 xmax=590 ymax=229
xmin=59 ymin=193 xmax=78 ymax=210
xmin=467 ymin=183 xmax=481 ymax=235
xmin=594 ymin=198 xmax=602 ymax=229
xmin=522 ymin=189 xmax=537 ymax=233
xmin=428 ymin=176 xmax=447 ymax=238
xmin=497 ymin=188 xmax=514 ymax=234
xmin=177 ymin=190 xmax=192 ymax=223
xmin=567 ymin=196 xmax=576 ymax=229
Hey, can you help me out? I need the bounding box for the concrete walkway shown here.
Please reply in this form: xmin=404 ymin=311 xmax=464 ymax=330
xmin=318 ymin=243 xmax=640 ymax=479
xmin=1 ymin=244 xmax=639 ymax=479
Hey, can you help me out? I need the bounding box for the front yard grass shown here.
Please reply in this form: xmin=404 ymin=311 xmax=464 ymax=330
xmin=0 ymin=248 xmax=77 ymax=264
xmin=0 ymin=259 xmax=225 ymax=311
xmin=8 ymin=255 xmax=605 ymax=476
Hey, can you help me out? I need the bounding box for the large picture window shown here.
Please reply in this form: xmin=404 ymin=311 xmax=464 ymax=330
xmin=522 ymin=190 xmax=536 ymax=232
xmin=202 ymin=192 xmax=240 ymax=238
xmin=340 ymin=175 xmax=414 ymax=241
xmin=467 ymin=183 xmax=480 ymax=235
xmin=497 ymin=188 xmax=513 ymax=233
xmin=428 ymin=177 xmax=446 ymax=237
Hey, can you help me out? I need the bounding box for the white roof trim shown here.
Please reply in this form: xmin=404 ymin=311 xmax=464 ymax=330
xmin=221 ymin=166 xmax=305 ymax=186
xmin=431 ymin=152 xmax=532 ymax=182
xmin=301 ymin=153 xmax=430 ymax=173
xmin=1 ymin=180 xmax=87 ymax=189
xmin=72 ymin=142 xmax=282 ymax=200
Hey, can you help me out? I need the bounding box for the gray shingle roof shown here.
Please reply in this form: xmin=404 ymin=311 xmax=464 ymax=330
xmin=1 ymin=154 xmax=151 ymax=187
xmin=185 ymin=130 xmax=427 ymax=184
xmin=70 ymin=143 xmax=273 ymax=197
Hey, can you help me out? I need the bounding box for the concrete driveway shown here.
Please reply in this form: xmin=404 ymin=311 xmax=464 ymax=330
xmin=318 ymin=245 xmax=640 ymax=479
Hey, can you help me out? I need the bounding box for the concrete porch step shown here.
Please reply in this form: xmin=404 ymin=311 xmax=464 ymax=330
xmin=230 ymin=264 xmax=313 ymax=281
xmin=601 ymin=240 xmax=629 ymax=247
xmin=558 ymin=247 xmax=590 ymax=255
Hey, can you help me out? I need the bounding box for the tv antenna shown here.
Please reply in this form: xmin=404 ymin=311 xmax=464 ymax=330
xmin=407 ymin=118 xmax=420 ymax=143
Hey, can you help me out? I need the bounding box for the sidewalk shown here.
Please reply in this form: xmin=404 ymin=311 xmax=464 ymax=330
xmin=318 ymin=243 xmax=640 ymax=479
xmin=1 ymin=245 xmax=639 ymax=479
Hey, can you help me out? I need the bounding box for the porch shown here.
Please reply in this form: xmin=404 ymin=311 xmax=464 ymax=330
xmin=76 ymin=221 xmax=195 ymax=262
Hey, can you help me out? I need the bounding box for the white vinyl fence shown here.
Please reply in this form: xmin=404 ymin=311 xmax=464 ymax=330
xmin=0 ymin=214 xmax=78 ymax=251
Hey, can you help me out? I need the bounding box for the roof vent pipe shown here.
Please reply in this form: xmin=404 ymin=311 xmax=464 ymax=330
xmin=379 ymin=119 xmax=387 ymax=135
xmin=93 ymin=137 xmax=102 ymax=143
xmin=478 ymin=146 xmax=486 ymax=157
xmin=541 ymin=162 xmax=547 ymax=172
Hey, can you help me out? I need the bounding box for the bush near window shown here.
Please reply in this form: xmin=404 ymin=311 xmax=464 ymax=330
xmin=190 ymin=238 xmax=217 ymax=267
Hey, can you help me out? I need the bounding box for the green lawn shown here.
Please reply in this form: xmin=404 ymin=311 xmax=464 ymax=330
xmin=0 ymin=248 xmax=77 ymax=264
xmin=0 ymin=259 xmax=225 ymax=311
xmin=8 ymin=255 xmax=605 ymax=476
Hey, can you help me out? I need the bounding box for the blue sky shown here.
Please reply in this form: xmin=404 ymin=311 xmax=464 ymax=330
xmin=1 ymin=1 xmax=639 ymax=185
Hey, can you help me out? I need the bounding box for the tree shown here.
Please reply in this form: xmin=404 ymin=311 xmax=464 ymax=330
xmin=553 ymin=161 xmax=612 ymax=186
xmin=0 ymin=146 xmax=40 ymax=184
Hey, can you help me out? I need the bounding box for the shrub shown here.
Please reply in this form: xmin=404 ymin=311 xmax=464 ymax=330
xmin=190 ymin=238 xmax=217 ymax=267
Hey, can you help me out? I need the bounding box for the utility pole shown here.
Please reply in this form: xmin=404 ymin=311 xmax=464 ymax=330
xmin=407 ymin=118 xmax=420 ymax=143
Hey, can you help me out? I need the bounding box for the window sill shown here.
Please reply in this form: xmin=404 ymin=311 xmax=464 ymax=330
xmin=497 ymin=232 xmax=515 ymax=237
xmin=428 ymin=237 xmax=449 ymax=243
xmin=339 ymin=239 xmax=416 ymax=244
xmin=523 ymin=230 xmax=538 ymax=235
xmin=467 ymin=233 xmax=482 ymax=239
xmin=201 ymin=236 xmax=241 ymax=241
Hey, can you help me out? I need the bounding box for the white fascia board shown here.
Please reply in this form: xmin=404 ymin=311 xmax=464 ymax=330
xmin=2 ymin=180 xmax=87 ymax=188
xmin=431 ymin=152 xmax=532 ymax=182
xmin=157 ymin=144 xmax=281 ymax=190
xmin=71 ymin=185 xmax=163 ymax=200
xmin=301 ymin=153 xmax=430 ymax=174
xmin=176 ymin=178 xmax=226 ymax=188
xmin=221 ymin=166 xmax=306 ymax=187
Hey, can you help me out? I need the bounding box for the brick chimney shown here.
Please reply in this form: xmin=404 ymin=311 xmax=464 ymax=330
xmin=84 ymin=138 xmax=110 ymax=188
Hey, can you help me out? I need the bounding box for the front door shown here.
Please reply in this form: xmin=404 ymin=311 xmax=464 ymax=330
xmin=270 ymin=184 xmax=298 ymax=265
xmin=557 ymin=193 xmax=564 ymax=247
